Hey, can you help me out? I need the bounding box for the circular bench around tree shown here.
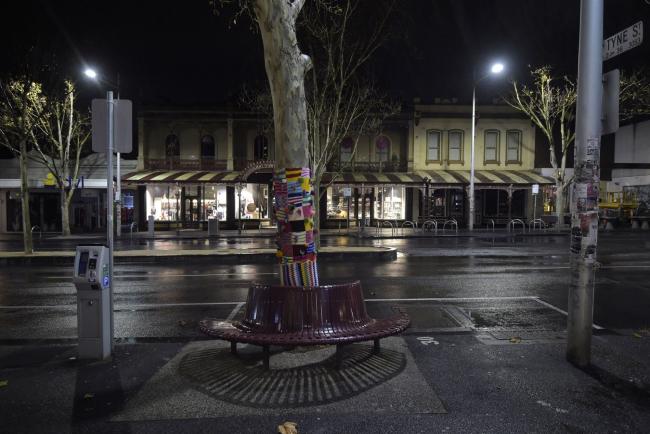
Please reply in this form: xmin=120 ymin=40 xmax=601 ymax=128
xmin=200 ymin=280 xmax=410 ymax=369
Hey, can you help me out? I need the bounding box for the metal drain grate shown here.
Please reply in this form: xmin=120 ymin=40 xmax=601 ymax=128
xmin=178 ymin=344 xmax=406 ymax=408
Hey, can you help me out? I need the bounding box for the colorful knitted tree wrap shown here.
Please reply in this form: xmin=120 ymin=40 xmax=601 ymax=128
xmin=273 ymin=167 xmax=319 ymax=287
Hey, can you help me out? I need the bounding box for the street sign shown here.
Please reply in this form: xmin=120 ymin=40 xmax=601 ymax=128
xmin=342 ymin=187 xmax=352 ymax=197
xmin=532 ymin=184 xmax=539 ymax=195
xmin=603 ymin=21 xmax=643 ymax=61
xmin=91 ymin=99 xmax=133 ymax=153
xmin=602 ymin=69 xmax=620 ymax=135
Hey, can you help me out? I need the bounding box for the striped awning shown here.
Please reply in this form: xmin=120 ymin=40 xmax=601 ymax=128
xmin=122 ymin=170 xmax=241 ymax=183
xmin=123 ymin=169 xmax=554 ymax=186
xmin=322 ymin=170 xmax=554 ymax=185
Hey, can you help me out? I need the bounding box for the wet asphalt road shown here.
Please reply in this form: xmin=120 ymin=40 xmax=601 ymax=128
xmin=1 ymin=232 xmax=649 ymax=340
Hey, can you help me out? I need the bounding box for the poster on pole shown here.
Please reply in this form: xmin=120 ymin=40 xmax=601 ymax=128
xmin=91 ymin=99 xmax=133 ymax=153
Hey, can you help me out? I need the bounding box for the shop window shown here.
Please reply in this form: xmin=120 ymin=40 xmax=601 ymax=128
xmin=235 ymin=183 xmax=269 ymax=219
xmin=484 ymin=130 xmax=499 ymax=164
xmin=482 ymin=189 xmax=526 ymax=218
xmin=149 ymin=184 xmax=181 ymax=221
xmin=204 ymin=185 xmax=228 ymax=221
xmin=327 ymin=186 xmax=351 ymax=219
xmin=340 ymin=137 xmax=353 ymax=163
xmin=375 ymin=135 xmax=390 ymax=162
xmin=165 ymin=134 xmax=180 ymax=158
xmin=506 ymin=130 xmax=522 ymax=164
xmin=448 ymin=130 xmax=464 ymax=163
xmin=375 ymin=186 xmax=405 ymax=219
xmin=426 ymin=130 xmax=441 ymax=162
xmin=201 ymin=135 xmax=216 ymax=158
xmin=254 ymin=135 xmax=269 ymax=160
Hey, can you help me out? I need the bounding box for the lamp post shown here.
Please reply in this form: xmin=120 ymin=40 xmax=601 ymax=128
xmin=84 ymin=68 xmax=123 ymax=237
xmin=469 ymin=62 xmax=505 ymax=231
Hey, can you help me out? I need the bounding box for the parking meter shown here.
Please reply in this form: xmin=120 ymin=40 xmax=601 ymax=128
xmin=73 ymin=245 xmax=112 ymax=359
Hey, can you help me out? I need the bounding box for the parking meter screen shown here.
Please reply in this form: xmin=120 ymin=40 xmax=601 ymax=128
xmin=78 ymin=251 xmax=89 ymax=276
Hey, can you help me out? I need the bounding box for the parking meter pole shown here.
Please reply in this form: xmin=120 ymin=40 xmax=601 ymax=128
xmin=106 ymin=91 xmax=115 ymax=351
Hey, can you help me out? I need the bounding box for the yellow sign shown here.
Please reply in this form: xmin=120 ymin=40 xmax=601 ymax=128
xmin=43 ymin=173 xmax=56 ymax=187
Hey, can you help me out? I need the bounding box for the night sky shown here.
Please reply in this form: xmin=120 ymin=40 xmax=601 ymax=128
xmin=2 ymin=0 xmax=650 ymax=108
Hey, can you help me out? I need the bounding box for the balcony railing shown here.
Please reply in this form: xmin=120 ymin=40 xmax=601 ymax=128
xmin=327 ymin=160 xmax=407 ymax=173
xmin=145 ymin=158 xmax=228 ymax=170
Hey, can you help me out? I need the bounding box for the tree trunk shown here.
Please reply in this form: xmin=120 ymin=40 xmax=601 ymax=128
xmin=555 ymin=180 xmax=565 ymax=231
xmin=255 ymin=0 xmax=318 ymax=287
xmin=60 ymin=187 xmax=71 ymax=236
xmin=18 ymin=142 xmax=33 ymax=254
xmin=313 ymin=181 xmax=321 ymax=250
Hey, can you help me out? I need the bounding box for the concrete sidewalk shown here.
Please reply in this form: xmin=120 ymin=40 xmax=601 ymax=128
xmin=0 ymin=330 xmax=648 ymax=433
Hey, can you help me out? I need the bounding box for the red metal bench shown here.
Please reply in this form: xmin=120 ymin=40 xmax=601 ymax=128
xmin=200 ymin=280 xmax=410 ymax=369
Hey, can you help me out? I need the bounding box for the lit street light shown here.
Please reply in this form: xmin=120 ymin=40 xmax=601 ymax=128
xmin=469 ymin=61 xmax=505 ymax=231
xmin=82 ymin=67 xmax=123 ymax=237
xmin=84 ymin=68 xmax=98 ymax=79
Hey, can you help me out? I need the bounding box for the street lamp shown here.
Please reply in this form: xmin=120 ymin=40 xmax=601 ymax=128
xmin=83 ymin=68 xmax=123 ymax=236
xmin=84 ymin=68 xmax=98 ymax=79
xmin=469 ymin=62 xmax=505 ymax=231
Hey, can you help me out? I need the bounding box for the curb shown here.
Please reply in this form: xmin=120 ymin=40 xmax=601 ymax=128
xmin=0 ymin=247 xmax=397 ymax=266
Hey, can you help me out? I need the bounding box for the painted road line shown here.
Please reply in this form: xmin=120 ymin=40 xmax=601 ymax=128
xmin=367 ymin=296 xmax=539 ymax=302
xmin=0 ymin=301 xmax=243 ymax=310
xmin=532 ymin=297 xmax=604 ymax=330
xmin=43 ymin=272 xmax=278 ymax=279
xmin=1 ymin=297 xmax=532 ymax=309
xmin=226 ymin=302 xmax=245 ymax=321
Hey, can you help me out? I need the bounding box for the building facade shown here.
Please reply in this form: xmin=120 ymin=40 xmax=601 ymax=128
xmin=0 ymin=153 xmax=138 ymax=234
xmin=1 ymin=103 xmax=558 ymax=234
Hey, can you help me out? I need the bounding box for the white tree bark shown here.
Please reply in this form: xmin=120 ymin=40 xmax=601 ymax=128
xmin=253 ymin=0 xmax=319 ymax=286
xmin=254 ymin=0 xmax=311 ymax=169
xmin=19 ymin=140 xmax=33 ymax=254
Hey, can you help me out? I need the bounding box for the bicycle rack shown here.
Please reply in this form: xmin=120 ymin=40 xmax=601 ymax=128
xmin=422 ymin=220 xmax=438 ymax=234
xmin=485 ymin=219 xmax=495 ymax=232
xmin=528 ymin=218 xmax=545 ymax=231
xmin=376 ymin=220 xmax=395 ymax=236
xmin=508 ymin=219 xmax=526 ymax=233
xmin=442 ymin=219 xmax=458 ymax=234
xmin=31 ymin=225 xmax=42 ymax=240
xmin=401 ymin=221 xmax=416 ymax=234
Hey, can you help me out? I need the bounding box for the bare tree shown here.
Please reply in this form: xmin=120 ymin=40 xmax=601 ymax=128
xmin=249 ymin=0 xmax=321 ymax=287
xmin=301 ymin=0 xmax=398 ymax=245
xmin=504 ymin=66 xmax=576 ymax=228
xmin=28 ymin=80 xmax=90 ymax=236
xmin=620 ymin=68 xmax=650 ymax=121
xmin=0 ymin=78 xmax=42 ymax=253
xmin=240 ymin=0 xmax=398 ymax=246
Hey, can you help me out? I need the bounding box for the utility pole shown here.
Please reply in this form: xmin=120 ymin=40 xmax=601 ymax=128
xmin=106 ymin=91 xmax=115 ymax=350
xmin=567 ymin=0 xmax=603 ymax=367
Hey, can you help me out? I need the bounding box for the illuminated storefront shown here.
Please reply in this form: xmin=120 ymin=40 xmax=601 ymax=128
xmin=375 ymin=186 xmax=405 ymax=220
xmin=234 ymin=183 xmax=269 ymax=219
xmin=146 ymin=183 xmax=228 ymax=223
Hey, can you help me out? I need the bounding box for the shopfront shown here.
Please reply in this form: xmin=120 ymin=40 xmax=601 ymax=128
xmin=322 ymin=170 xmax=554 ymax=228
xmin=124 ymin=169 xmax=273 ymax=230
